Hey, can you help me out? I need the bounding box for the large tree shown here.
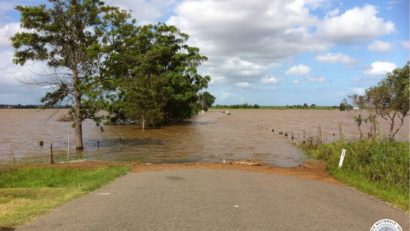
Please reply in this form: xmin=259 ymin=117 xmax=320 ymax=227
xmin=11 ymin=0 xmax=122 ymax=149
xmin=103 ymin=23 xmax=210 ymax=127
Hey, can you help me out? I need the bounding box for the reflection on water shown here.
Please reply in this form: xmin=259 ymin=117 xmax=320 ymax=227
xmin=0 ymin=109 xmax=408 ymax=167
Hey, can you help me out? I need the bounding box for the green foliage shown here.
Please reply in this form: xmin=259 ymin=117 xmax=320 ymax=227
xmin=40 ymin=83 xmax=69 ymax=106
xmin=339 ymin=98 xmax=352 ymax=111
xmin=350 ymin=62 xmax=409 ymax=140
xmin=11 ymin=0 xmax=127 ymax=148
xmin=11 ymin=0 xmax=110 ymax=103
xmin=12 ymin=0 xmax=211 ymax=133
xmin=199 ymin=91 xmax=216 ymax=111
xmin=302 ymin=140 xmax=409 ymax=208
xmin=102 ymin=23 xmax=210 ymax=126
xmin=366 ymin=62 xmax=409 ymax=114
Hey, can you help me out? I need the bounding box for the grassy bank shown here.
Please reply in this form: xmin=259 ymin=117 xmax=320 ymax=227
xmin=0 ymin=164 xmax=128 ymax=228
xmin=302 ymin=140 xmax=409 ymax=210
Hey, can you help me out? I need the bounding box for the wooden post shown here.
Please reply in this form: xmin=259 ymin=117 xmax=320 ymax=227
xmin=97 ymin=139 xmax=100 ymax=149
xmin=50 ymin=144 xmax=54 ymax=164
xmin=339 ymin=123 xmax=344 ymax=142
xmin=317 ymin=126 xmax=322 ymax=145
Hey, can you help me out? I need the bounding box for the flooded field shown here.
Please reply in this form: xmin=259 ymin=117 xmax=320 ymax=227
xmin=0 ymin=109 xmax=408 ymax=167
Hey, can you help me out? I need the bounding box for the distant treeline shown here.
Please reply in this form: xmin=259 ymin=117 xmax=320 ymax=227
xmin=0 ymin=104 xmax=71 ymax=109
xmin=212 ymin=103 xmax=338 ymax=110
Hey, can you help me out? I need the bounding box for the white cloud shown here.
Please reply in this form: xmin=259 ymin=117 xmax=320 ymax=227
xmin=364 ymin=61 xmax=397 ymax=75
xmin=209 ymin=75 xmax=227 ymax=85
xmin=316 ymin=52 xmax=354 ymax=65
xmin=308 ymin=76 xmax=327 ymax=82
xmin=285 ymin=64 xmax=311 ymax=75
xmin=236 ymin=82 xmax=253 ymax=89
xmin=167 ymin=0 xmax=328 ymax=82
xmin=319 ymin=5 xmax=395 ymax=42
xmin=0 ymin=50 xmax=50 ymax=86
xmin=219 ymin=57 xmax=266 ymax=77
xmin=261 ymin=76 xmax=279 ymax=84
xmin=167 ymin=1 xmax=397 ymax=85
xmin=368 ymin=40 xmax=392 ymax=52
xmin=0 ymin=23 xmax=20 ymax=46
xmin=402 ymin=40 xmax=410 ymax=50
xmin=219 ymin=91 xmax=235 ymax=100
xmin=105 ymin=0 xmax=176 ymax=24
xmin=293 ymin=79 xmax=300 ymax=84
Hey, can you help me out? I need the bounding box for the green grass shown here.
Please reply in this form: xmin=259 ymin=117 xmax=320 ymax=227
xmin=302 ymin=140 xmax=409 ymax=210
xmin=329 ymin=169 xmax=409 ymax=210
xmin=0 ymin=165 xmax=128 ymax=228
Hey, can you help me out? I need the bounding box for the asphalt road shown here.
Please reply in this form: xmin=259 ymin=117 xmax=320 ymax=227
xmin=18 ymin=169 xmax=409 ymax=231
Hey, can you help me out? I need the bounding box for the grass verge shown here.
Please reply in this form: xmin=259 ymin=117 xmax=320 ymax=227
xmin=0 ymin=164 xmax=128 ymax=228
xmin=301 ymin=140 xmax=409 ymax=210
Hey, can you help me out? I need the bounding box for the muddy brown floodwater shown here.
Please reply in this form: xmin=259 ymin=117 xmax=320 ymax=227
xmin=0 ymin=109 xmax=408 ymax=167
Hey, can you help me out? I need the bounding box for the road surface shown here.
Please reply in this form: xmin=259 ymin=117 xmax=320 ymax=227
xmin=18 ymin=169 xmax=409 ymax=231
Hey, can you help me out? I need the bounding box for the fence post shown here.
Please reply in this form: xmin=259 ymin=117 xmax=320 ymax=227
xmin=50 ymin=144 xmax=54 ymax=164
xmin=338 ymin=149 xmax=346 ymax=168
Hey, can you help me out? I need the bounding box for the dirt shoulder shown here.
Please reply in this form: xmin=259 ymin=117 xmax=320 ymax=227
xmin=130 ymin=159 xmax=340 ymax=185
xmin=29 ymin=159 xmax=339 ymax=185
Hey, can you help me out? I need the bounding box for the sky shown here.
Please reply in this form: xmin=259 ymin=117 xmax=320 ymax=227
xmin=0 ymin=0 xmax=409 ymax=105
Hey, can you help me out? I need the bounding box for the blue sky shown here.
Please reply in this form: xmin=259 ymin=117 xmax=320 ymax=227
xmin=0 ymin=0 xmax=408 ymax=105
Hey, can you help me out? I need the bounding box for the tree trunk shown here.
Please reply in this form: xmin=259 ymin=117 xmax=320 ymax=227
xmin=73 ymin=69 xmax=84 ymax=150
xmin=388 ymin=112 xmax=396 ymax=141
xmin=358 ymin=125 xmax=362 ymax=140
xmin=390 ymin=114 xmax=405 ymax=142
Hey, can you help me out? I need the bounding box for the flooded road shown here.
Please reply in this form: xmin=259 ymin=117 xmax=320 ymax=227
xmin=0 ymin=109 xmax=408 ymax=166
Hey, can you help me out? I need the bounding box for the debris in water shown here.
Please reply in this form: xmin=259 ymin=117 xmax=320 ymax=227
xmin=231 ymin=160 xmax=263 ymax=166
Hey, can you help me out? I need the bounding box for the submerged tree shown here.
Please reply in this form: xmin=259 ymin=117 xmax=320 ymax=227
xmin=11 ymin=0 xmax=126 ymax=149
xmin=103 ymin=23 xmax=210 ymax=127
xmin=347 ymin=62 xmax=409 ymax=141
xmin=339 ymin=98 xmax=352 ymax=111
xmin=365 ymin=62 xmax=409 ymax=141
xmin=199 ymin=91 xmax=216 ymax=111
